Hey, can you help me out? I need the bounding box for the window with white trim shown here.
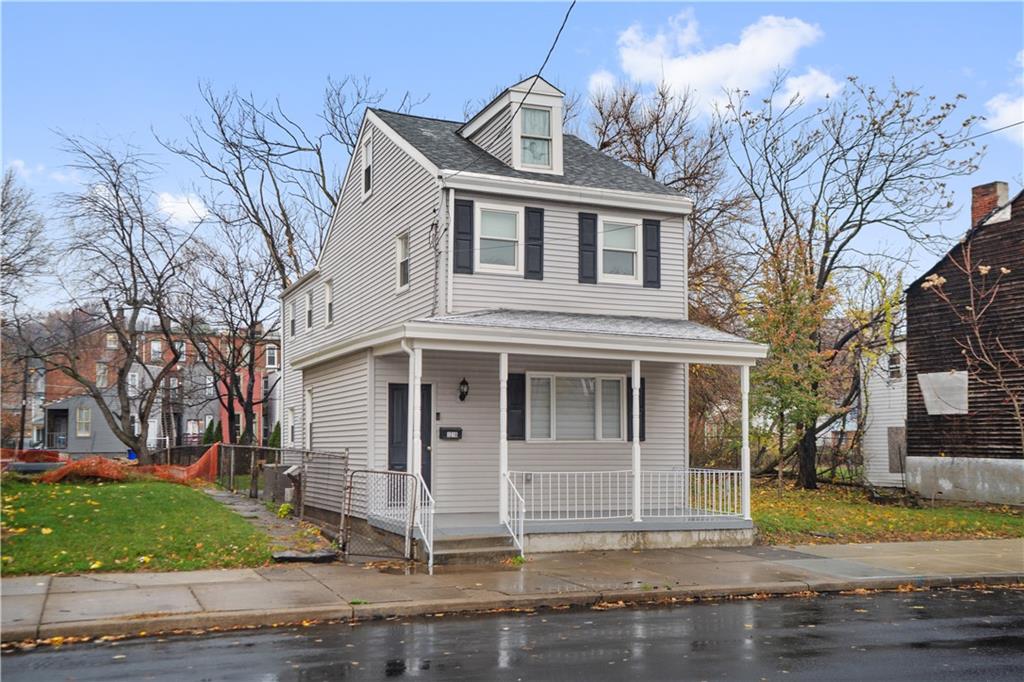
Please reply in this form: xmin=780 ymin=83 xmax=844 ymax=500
xmin=175 ymin=340 xmax=187 ymax=361
xmin=76 ymin=406 xmax=91 ymax=437
xmin=105 ymin=333 xmax=118 ymax=350
xmin=887 ymin=352 xmax=902 ymax=380
xmin=305 ymin=292 xmax=313 ymax=329
xmin=150 ymin=339 xmax=163 ymax=362
xmin=527 ymin=373 xmax=625 ymax=442
xmin=128 ymin=372 xmax=139 ymax=393
xmin=287 ymin=407 xmax=296 ymax=445
xmin=205 ymin=375 xmax=216 ymax=398
xmin=599 ymin=217 xmax=641 ymax=283
xmin=520 ymin=107 xmax=552 ymax=169
xmin=476 ymin=204 xmax=522 ymax=273
xmin=361 ymin=135 xmax=373 ymax=198
xmin=265 ymin=346 xmax=278 ymax=369
xmin=395 ymin=234 xmax=410 ymax=289
xmin=95 ymin=362 xmax=108 ymax=388
xmin=324 ymin=281 xmax=334 ymax=324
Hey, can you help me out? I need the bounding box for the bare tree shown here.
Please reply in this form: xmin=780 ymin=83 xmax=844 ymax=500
xmin=12 ymin=137 xmax=194 ymax=463
xmin=162 ymin=76 xmax=424 ymax=289
xmin=1 ymin=168 xmax=50 ymax=309
xmin=176 ymin=221 xmax=280 ymax=445
xmin=923 ymin=246 xmax=1023 ymax=453
xmin=722 ymin=75 xmax=982 ymax=488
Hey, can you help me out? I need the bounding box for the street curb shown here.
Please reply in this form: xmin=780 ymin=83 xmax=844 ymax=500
xmin=5 ymin=573 xmax=1022 ymax=644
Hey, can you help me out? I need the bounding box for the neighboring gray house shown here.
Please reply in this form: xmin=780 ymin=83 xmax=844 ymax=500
xmin=280 ymin=76 xmax=766 ymax=562
xmin=44 ymin=359 xmax=222 ymax=458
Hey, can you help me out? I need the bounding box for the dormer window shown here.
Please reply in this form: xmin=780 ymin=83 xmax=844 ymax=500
xmin=521 ymin=107 xmax=552 ymax=169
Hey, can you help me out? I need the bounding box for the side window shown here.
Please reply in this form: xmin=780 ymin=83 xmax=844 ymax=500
xmin=325 ymin=281 xmax=334 ymax=325
xmin=362 ymin=135 xmax=373 ymax=198
xmin=396 ymin=234 xmax=410 ymax=289
xmin=290 ymin=303 xmax=297 ymax=336
xmin=305 ymin=292 xmax=313 ymax=330
xmin=887 ymin=352 xmax=903 ymax=380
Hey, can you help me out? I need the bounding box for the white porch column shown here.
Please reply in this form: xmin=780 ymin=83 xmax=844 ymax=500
xmin=498 ymin=352 xmax=509 ymax=523
xmin=631 ymin=359 xmax=642 ymax=522
xmin=411 ymin=346 xmax=423 ymax=480
xmin=741 ymin=364 xmax=752 ymax=520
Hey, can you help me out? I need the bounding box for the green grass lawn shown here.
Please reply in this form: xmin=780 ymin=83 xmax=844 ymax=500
xmin=753 ymin=479 xmax=1024 ymax=545
xmin=1 ymin=478 xmax=272 ymax=576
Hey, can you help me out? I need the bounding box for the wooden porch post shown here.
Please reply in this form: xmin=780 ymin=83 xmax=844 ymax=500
xmin=741 ymin=364 xmax=752 ymax=520
xmin=499 ymin=352 xmax=509 ymax=523
xmin=632 ymin=359 xmax=642 ymax=522
xmin=410 ymin=346 xmax=423 ymax=480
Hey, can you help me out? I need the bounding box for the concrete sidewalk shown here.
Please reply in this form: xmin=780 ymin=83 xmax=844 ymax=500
xmin=3 ymin=538 xmax=1022 ymax=642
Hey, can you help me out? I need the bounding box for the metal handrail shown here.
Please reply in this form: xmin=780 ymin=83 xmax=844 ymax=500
xmin=414 ymin=474 xmax=436 ymax=573
xmin=503 ymin=472 xmax=526 ymax=555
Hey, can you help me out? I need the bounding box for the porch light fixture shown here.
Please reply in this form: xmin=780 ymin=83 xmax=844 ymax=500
xmin=458 ymin=378 xmax=470 ymax=402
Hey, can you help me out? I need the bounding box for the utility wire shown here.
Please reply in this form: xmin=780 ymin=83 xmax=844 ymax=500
xmin=443 ymin=0 xmax=577 ymax=185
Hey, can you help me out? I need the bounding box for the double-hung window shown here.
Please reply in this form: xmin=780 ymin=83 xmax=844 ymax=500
xmin=527 ymin=373 xmax=625 ymax=442
xmin=205 ymin=375 xmax=216 ymax=398
xmin=361 ymin=136 xmax=373 ymax=198
xmin=175 ymin=340 xmax=187 ymax=361
xmin=128 ymin=372 xmax=139 ymax=393
xmin=599 ymin=217 xmax=641 ymax=283
xmin=520 ymin=107 xmax=552 ymax=169
xmin=324 ymin=281 xmax=334 ymax=324
xmin=265 ymin=346 xmax=278 ymax=369
xmin=105 ymin=333 xmax=118 ymax=350
xmin=396 ymin=234 xmax=410 ymax=289
xmin=290 ymin=303 xmax=297 ymax=336
xmin=76 ymin=406 xmax=91 ymax=437
xmin=476 ymin=204 xmax=523 ymax=273
xmin=95 ymin=362 xmax=108 ymax=388
xmin=305 ymin=292 xmax=313 ymax=329
xmin=150 ymin=339 xmax=163 ymax=362
xmin=887 ymin=352 xmax=903 ymax=380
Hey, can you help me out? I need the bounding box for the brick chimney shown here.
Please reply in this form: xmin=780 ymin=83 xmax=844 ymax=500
xmin=971 ymin=181 xmax=1009 ymax=226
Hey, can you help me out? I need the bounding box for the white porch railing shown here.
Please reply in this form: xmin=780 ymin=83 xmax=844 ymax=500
xmin=508 ymin=470 xmax=634 ymax=521
xmin=414 ymin=474 xmax=435 ymax=572
xmin=642 ymin=468 xmax=742 ymax=518
xmin=505 ymin=468 xmax=744 ymax=527
xmin=503 ymin=472 xmax=525 ymax=554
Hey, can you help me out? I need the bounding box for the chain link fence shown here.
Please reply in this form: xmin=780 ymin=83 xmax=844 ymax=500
xmin=340 ymin=469 xmax=419 ymax=561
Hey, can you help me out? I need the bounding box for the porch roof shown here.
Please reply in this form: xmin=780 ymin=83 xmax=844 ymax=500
xmin=417 ymin=309 xmax=750 ymax=344
xmin=290 ymin=309 xmax=767 ymax=370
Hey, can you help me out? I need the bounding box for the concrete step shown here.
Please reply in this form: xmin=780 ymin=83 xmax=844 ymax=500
xmin=433 ymin=534 xmax=517 ymax=552
xmin=431 ymin=545 xmax=522 ymax=566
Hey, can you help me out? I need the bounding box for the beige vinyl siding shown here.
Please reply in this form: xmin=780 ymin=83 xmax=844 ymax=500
xmin=300 ymin=351 xmax=370 ymax=512
xmin=373 ymin=351 xmax=687 ymax=516
xmin=468 ymin=105 xmax=513 ymax=165
xmin=452 ymin=192 xmax=687 ymax=319
xmin=862 ymin=342 xmax=907 ymax=488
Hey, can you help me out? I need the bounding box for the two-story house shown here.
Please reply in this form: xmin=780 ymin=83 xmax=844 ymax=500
xmin=280 ymin=76 xmax=766 ymax=562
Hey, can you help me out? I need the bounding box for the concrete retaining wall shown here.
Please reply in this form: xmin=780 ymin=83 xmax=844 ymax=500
xmin=905 ymin=456 xmax=1024 ymax=505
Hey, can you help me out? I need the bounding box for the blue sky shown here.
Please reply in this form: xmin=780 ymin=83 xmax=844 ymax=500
xmin=3 ymin=1 xmax=1023 ymax=287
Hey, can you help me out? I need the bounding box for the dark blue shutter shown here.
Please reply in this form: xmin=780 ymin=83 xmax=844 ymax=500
xmin=626 ymin=377 xmax=646 ymax=442
xmin=643 ymin=219 xmax=661 ymax=289
xmin=453 ymin=199 xmax=474 ymax=274
xmin=524 ymin=207 xmax=544 ymax=280
xmin=578 ymin=212 xmax=597 ymax=283
xmin=507 ymin=373 xmax=526 ymax=440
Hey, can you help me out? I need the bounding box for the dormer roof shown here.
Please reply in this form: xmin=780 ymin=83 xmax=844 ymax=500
xmin=457 ymin=75 xmax=565 ymax=137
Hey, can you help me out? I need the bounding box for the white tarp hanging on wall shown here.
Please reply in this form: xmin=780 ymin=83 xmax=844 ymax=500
xmin=917 ymin=371 xmax=969 ymax=415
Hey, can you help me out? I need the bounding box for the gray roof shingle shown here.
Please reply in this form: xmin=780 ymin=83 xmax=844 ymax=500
xmin=372 ymin=109 xmax=678 ymax=197
xmin=416 ymin=309 xmax=757 ymax=346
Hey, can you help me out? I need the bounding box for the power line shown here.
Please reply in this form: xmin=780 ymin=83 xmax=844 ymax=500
xmin=961 ymin=119 xmax=1023 ymax=143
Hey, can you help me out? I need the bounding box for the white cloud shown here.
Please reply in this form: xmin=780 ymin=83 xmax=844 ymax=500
xmin=982 ymin=51 xmax=1024 ymax=147
xmin=157 ymin=192 xmax=209 ymax=227
xmin=779 ymin=68 xmax=843 ymax=105
xmin=588 ymin=69 xmax=616 ymax=96
xmin=9 ymin=159 xmax=46 ymax=180
xmin=984 ymin=92 xmax=1024 ymax=146
xmin=600 ymin=11 xmax=830 ymax=111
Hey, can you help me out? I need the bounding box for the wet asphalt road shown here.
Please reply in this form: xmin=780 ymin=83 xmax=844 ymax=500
xmin=4 ymin=588 xmax=1023 ymax=681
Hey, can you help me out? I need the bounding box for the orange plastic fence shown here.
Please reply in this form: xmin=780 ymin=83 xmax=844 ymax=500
xmin=0 ymin=448 xmax=67 ymax=463
xmin=36 ymin=443 xmax=220 ymax=485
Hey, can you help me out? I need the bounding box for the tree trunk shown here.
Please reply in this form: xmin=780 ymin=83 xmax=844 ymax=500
xmin=797 ymin=426 xmax=818 ymax=490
